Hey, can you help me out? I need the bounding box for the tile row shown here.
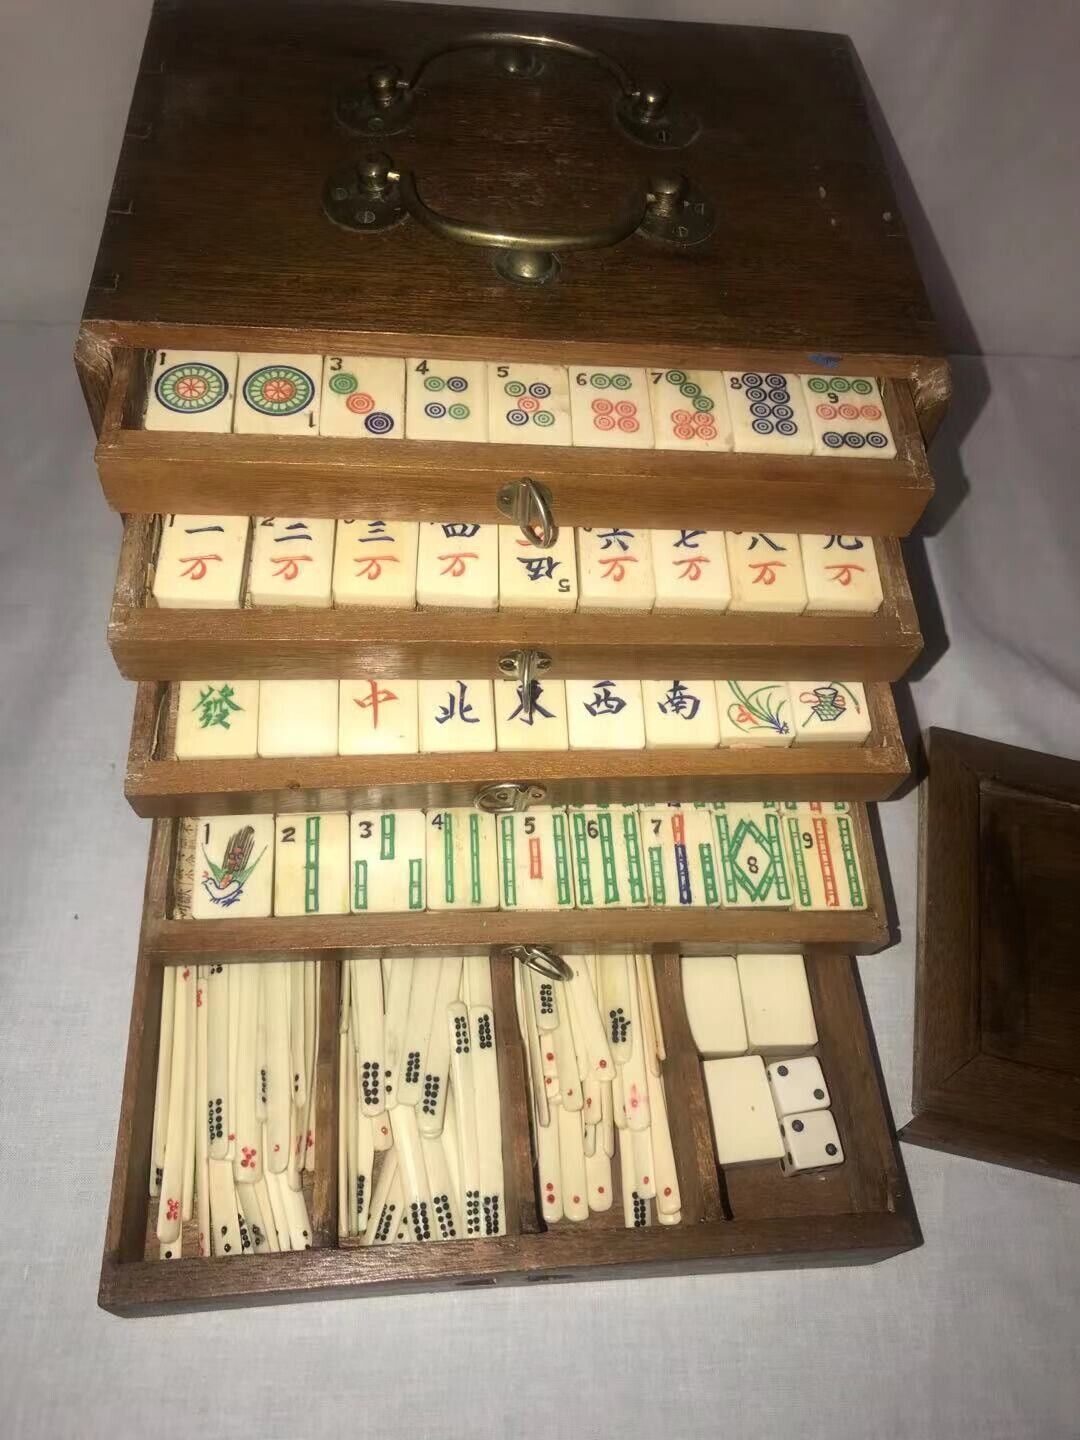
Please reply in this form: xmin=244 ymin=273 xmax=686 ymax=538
xmin=174 ymin=676 xmax=874 ymax=759
xmin=145 ymin=351 xmax=898 ymax=459
xmin=151 ymin=518 xmax=884 ymax=616
xmin=179 ymin=801 xmax=867 ymax=920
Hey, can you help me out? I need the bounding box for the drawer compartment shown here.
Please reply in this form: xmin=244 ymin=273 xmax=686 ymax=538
xmin=108 ymin=517 xmax=923 ymax=682
xmin=95 ymin=348 xmax=934 ymax=537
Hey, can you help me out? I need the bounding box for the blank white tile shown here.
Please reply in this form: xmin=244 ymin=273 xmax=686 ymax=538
xmin=416 ymin=523 xmax=498 ymax=609
xmin=801 ymin=534 xmax=883 ymax=614
xmin=650 ymin=529 xmax=732 ymax=611
xmin=800 ymin=374 xmax=896 ymax=458
xmin=418 ymin=679 xmax=496 ymax=753
xmin=640 ymin=804 xmax=722 ymax=908
xmin=494 ymin=678 xmax=569 ymax=751
xmin=144 ymin=349 xmax=238 ymax=432
xmin=153 ymin=515 xmax=249 ymax=609
xmin=174 ymin=680 xmax=260 ymax=759
xmin=191 ymin=815 xmax=274 ymax=919
xmin=319 ymin=355 xmax=405 ymax=439
xmin=780 ymin=1109 xmax=844 ymax=1172
xmin=257 ymin=680 xmax=339 ymax=757
xmin=703 ymin=1056 xmax=785 ymax=1166
xmin=273 ymin=812 xmax=350 ymax=916
xmin=576 ymin=527 xmax=655 ymax=612
xmin=780 ymin=805 xmax=867 ymax=911
xmin=405 ymin=358 xmax=487 ymax=442
xmin=565 ymin=679 xmax=645 ymax=750
xmin=725 ymin=532 xmax=807 ymax=613
xmin=566 ymin=806 xmax=649 ymax=909
xmin=349 ymin=811 xmax=426 ymax=913
xmin=723 ymin=370 xmax=812 ymax=455
xmin=716 ymin=680 xmax=794 ymax=747
xmin=497 ymin=526 xmax=578 ymax=610
xmin=647 ymin=368 xmax=732 ymax=451
xmin=332 ymin=519 xmax=418 ymax=608
xmin=681 ymin=955 xmax=747 ymax=1057
xmin=339 ymin=679 xmax=419 ymax=755
xmin=737 ymin=953 xmax=817 ymax=1052
xmin=643 ymin=679 xmax=720 ymax=749
xmin=425 ymin=808 xmax=499 ymax=910
xmin=766 ymin=1056 xmax=830 ymax=1117
xmin=234 ymin=354 xmax=321 ymax=435
xmin=487 ymin=363 xmax=572 ymax=446
xmin=497 ymin=808 xmax=576 ymax=910
xmin=248 ymin=517 xmax=334 ymax=607
xmin=712 ymin=803 xmax=796 ymax=908
xmin=568 ymin=366 xmax=654 ymax=448
xmin=787 ymin=680 xmax=871 ymax=745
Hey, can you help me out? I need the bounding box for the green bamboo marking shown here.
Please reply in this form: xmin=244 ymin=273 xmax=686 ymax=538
xmin=500 ymin=815 xmax=516 ymax=907
xmin=624 ymin=814 xmax=646 ymax=904
xmin=304 ymin=816 xmax=320 ymax=913
xmin=552 ymin=813 xmax=572 ymax=906
xmin=442 ymin=813 xmax=454 ymax=904
xmin=837 ymin=816 xmax=864 ymax=907
xmin=698 ymin=841 xmax=719 ymax=907
xmin=648 ymin=846 xmax=666 ymax=905
xmin=380 ymin=814 xmax=395 ymax=861
xmin=571 ymin=812 xmax=593 ymax=906
xmin=597 ymin=811 xmax=618 ymax=904
xmin=765 ymin=813 xmax=792 ymax=903
xmin=408 ymin=859 xmax=423 ymax=910
xmin=353 ymin=859 xmax=368 ymax=911
xmin=469 ymin=814 xmax=482 ymax=905
xmin=712 ymin=809 xmax=739 ymax=905
xmin=785 ymin=818 xmax=813 ymax=908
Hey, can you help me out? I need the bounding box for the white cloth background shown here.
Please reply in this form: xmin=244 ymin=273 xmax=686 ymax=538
xmin=2 ymin=1 xmax=1080 ymax=1436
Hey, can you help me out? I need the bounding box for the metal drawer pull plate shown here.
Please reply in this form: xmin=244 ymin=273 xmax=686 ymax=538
xmin=496 ymin=478 xmax=557 ymax=548
xmin=497 ymin=648 xmax=552 ymax=721
xmin=502 ymin=945 xmax=574 ymax=982
xmin=335 ymin=30 xmax=700 ymax=150
xmin=474 ymin=781 xmax=547 ymax=814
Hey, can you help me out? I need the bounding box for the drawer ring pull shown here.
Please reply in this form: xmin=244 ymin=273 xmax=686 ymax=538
xmin=502 ymin=945 xmax=574 ymax=982
xmin=475 ymin=781 xmax=547 ymax=814
xmin=334 ymin=31 xmax=700 ymax=150
xmin=496 ymin=478 xmax=556 ymax=548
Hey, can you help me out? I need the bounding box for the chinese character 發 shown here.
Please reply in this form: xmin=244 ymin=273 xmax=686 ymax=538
xmin=584 ymin=680 xmax=626 ymax=717
xmin=658 ymin=680 xmax=701 ymax=720
xmin=352 ymin=680 xmax=399 ymax=729
xmin=507 ymin=681 xmax=555 ymax=726
xmin=436 ymin=681 xmax=480 ymax=725
xmin=192 ymin=683 xmax=242 ymax=730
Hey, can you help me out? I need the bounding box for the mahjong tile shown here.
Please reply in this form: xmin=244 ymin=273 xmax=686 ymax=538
xmin=780 ymin=805 xmax=867 ymax=911
xmin=494 ymin=678 xmax=569 ymax=751
xmin=152 ymin=515 xmax=249 ymax=609
xmin=349 ymin=810 xmax=426 ymax=913
xmin=497 ymin=808 xmax=576 ymax=910
xmin=640 ymin=804 xmax=722 ymax=908
xmin=647 ymin=368 xmax=732 ymax=451
xmin=273 ymin=812 xmax=350 ymax=916
xmin=405 ymin=358 xmax=487 ymax=442
xmin=576 ymin=527 xmax=655 ymax=612
xmin=426 ymin=808 xmax=499 ymax=910
xmin=736 ymin=953 xmax=818 ymax=1052
xmin=487 ymin=363 xmax=572 ymax=446
xmin=725 ymin=532 xmax=807 ymax=614
xmin=416 ymin=523 xmax=498 ymax=609
xmin=565 ymin=680 xmax=645 ymax=750
xmin=248 ymin=517 xmax=334 ymax=607
xmin=191 ymin=814 xmax=274 ymax=919
xmin=332 ymin=519 xmax=418 ymax=608
xmin=800 ymin=534 xmax=883 ymax=614
xmin=497 ymin=526 xmax=578 ymax=611
xmin=568 ymin=367 xmax=654 ymax=449
xmin=418 ymin=679 xmax=496 ymax=753
xmin=723 ymin=370 xmax=812 ymax=454
xmin=257 ymin=680 xmax=339 ymax=757
xmin=650 ymin=529 xmax=732 ymax=611
xmin=716 ymin=680 xmax=794 ymax=748
xmin=787 ymin=680 xmax=871 ymax=745
xmin=567 ymin=806 xmax=649 ymax=909
xmin=703 ymin=1055 xmax=785 ymax=1166
xmin=643 ymin=680 xmax=721 ymax=749
xmin=339 ymin=679 xmax=419 ymax=755
xmin=234 ymin=354 xmax=321 ymax=435
xmin=144 ymin=349 xmax=238 ymax=433
xmin=173 ymin=679 xmax=259 ymax=758
xmin=320 ymin=355 xmax=404 ymax=439
xmin=711 ymin=803 xmax=794 ymax=909
xmin=800 ymin=375 xmax=895 ymax=459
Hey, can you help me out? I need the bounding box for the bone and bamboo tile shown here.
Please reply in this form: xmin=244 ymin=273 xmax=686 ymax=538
xmin=320 ymin=355 xmax=405 ymax=439
xmin=174 ymin=680 xmax=260 ymax=759
xmin=153 ymin=515 xmax=249 ymax=609
xmin=339 ymin=679 xmax=420 ymax=755
xmin=235 ymin=354 xmax=321 ymax=435
xmin=248 ymin=517 xmax=334 ymax=607
xmin=144 ymin=350 xmax=238 ymax=432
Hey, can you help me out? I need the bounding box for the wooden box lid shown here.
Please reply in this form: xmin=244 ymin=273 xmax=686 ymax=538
xmin=81 ymin=0 xmax=943 ymax=384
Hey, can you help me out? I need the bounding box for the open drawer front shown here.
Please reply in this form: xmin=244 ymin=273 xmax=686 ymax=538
xmin=101 ymin=927 xmax=916 ymax=1315
xmin=108 ymin=516 xmax=923 ymax=682
xmin=95 ymin=347 xmax=934 ymax=537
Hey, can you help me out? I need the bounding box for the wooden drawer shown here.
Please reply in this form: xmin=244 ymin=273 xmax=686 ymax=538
xmin=100 ymin=936 xmax=915 ymax=1315
xmin=108 ymin=517 xmax=922 ymax=682
xmin=125 ymin=680 xmax=909 ymax=816
xmin=94 ymin=347 xmax=934 ymax=538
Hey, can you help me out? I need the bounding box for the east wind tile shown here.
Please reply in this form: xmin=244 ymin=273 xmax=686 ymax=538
xmin=416 ymin=523 xmax=498 ymax=610
xmin=650 ymin=529 xmax=732 ymax=612
xmin=494 ymin=678 xmax=569 ymax=751
xmin=152 ymin=514 xmax=249 ymax=609
xmin=405 ymin=358 xmax=487 ymax=442
xmin=497 ymin=526 xmax=578 ymax=611
xmin=332 ymin=519 xmax=418 ymax=608
xmin=248 ymin=517 xmax=334 ymax=608
xmin=487 ymin=362 xmax=572 ymax=446
xmin=174 ymin=680 xmax=260 ymax=759
xmin=320 ymin=355 xmax=405 ymax=439
xmin=647 ymin=368 xmax=732 ymax=451
xmin=568 ymin=367 xmax=654 ymax=449
xmin=144 ymin=349 xmax=238 ymax=432
xmin=800 ymin=534 xmax=883 ymax=614
xmin=339 ymin=679 xmax=419 ymax=755
xmin=234 ymin=354 xmax=321 ymax=435
xmin=800 ymin=374 xmax=896 ymax=459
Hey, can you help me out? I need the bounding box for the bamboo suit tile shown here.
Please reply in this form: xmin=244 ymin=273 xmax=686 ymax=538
xmin=426 ymin=808 xmax=499 ymax=910
xmin=274 ymin=813 xmax=350 ymax=916
xmin=191 ymin=815 xmax=274 ymax=919
xmin=497 ymin=808 xmax=575 ymax=911
xmin=350 ymin=811 xmax=426 ymax=913
xmin=567 ymin=806 xmax=649 ymax=910
xmin=640 ymin=804 xmax=722 ymax=909
xmin=711 ymin=803 xmax=794 ymax=909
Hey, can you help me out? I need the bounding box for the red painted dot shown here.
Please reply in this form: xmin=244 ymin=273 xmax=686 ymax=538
xmin=546 ymin=1052 xmax=554 ymax=1061
xmin=545 ymin=1181 xmax=554 ymax=1192
xmin=586 ymin=1097 xmax=593 ymax=1108
xmin=630 ymin=1097 xmax=639 ymax=1108
xmin=572 ymin=1195 xmax=581 ymax=1204
xmin=642 ymin=1175 xmax=650 ymax=1185
xmin=663 ymin=1186 xmax=672 ymax=1197
xmin=545 ymin=1076 xmax=552 ymax=1085
xmin=599 ymin=1059 xmax=608 ymax=1069
xmin=227 ymin=1133 xmax=235 ymax=1142
xmin=597 ymin=1186 xmax=606 ymax=1195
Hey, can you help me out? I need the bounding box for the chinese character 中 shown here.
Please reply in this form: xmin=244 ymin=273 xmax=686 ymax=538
xmin=192 ymin=683 xmax=242 ymax=730
xmin=352 ymin=680 xmax=398 ymax=729
xmin=658 ymin=680 xmax=701 ymax=720
xmin=584 ymin=681 xmax=626 ymax=717
xmin=436 ymin=681 xmax=480 ymax=725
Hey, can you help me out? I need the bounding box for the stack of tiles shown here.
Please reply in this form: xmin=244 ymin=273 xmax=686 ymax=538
xmin=513 ymin=954 xmax=680 ymax=1228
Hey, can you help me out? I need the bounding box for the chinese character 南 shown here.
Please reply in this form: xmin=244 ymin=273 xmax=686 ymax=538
xmin=658 ymin=680 xmax=701 ymax=720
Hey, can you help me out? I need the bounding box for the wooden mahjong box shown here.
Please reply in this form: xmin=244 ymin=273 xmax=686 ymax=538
xmin=80 ymin=0 xmax=942 ymax=1315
